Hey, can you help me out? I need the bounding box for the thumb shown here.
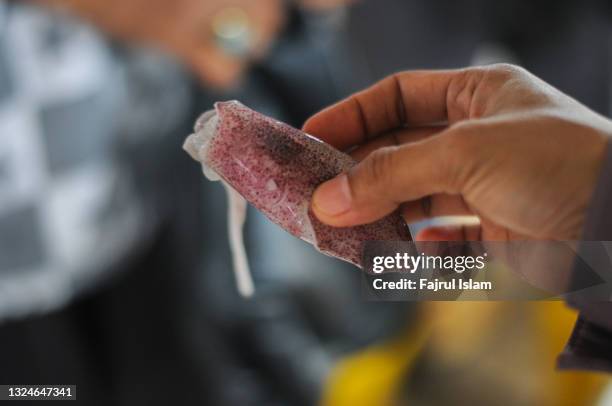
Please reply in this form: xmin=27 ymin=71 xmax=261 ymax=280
xmin=311 ymin=130 xmax=469 ymax=227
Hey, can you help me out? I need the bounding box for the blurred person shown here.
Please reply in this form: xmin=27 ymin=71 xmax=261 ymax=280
xmin=0 ymin=0 xmax=191 ymax=330
xmin=1 ymin=1 xmax=409 ymax=405
xmin=0 ymin=1 xmax=204 ymax=403
xmin=36 ymin=0 xmax=286 ymax=88
xmin=36 ymin=0 xmax=356 ymax=89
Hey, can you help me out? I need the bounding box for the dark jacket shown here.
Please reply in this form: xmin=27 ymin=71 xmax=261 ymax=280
xmin=559 ymin=141 xmax=612 ymax=372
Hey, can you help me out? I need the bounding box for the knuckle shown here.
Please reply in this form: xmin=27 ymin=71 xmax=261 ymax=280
xmin=447 ymin=69 xmax=474 ymax=117
xmin=486 ymin=63 xmax=523 ymax=82
xmin=490 ymin=62 xmax=518 ymax=72
xmin=447 ymin=68 xmax=486 ymax=119
xmin=367 ymin=147 xmax=397 ymax=183
xmin=450 ymin=64 xmax=526 ymax=119
xmin=480 ymin=63 xmax=530 ymax=95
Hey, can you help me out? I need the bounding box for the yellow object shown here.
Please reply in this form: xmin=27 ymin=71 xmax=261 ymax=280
xmin=321 ymin=302 xmax=609 ymax=406
xmin=320 ymin=314 xmax=431 ymax=406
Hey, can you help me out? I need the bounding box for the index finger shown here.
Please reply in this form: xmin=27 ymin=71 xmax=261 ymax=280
xmin=302 ymin=69 xmax=463 ymax=150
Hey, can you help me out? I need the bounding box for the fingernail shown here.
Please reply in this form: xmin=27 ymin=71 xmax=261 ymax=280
xmin=313 ymin=174 xmax=352 ymax=217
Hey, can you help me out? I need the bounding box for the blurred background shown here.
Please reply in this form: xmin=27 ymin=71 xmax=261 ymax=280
xmin=0 ymin=0 xmax=611 ymax=405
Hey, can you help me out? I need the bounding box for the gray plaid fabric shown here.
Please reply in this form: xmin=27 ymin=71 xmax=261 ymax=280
xmin=0 ymin=3 xmax=190 ymax=320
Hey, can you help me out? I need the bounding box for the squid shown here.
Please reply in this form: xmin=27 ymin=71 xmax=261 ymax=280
xmin=183 ymin=101 xmax=411 ymax=296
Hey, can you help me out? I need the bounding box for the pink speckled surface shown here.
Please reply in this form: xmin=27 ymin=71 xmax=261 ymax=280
xmin=190 ymin=101 xmax=410 ymax=267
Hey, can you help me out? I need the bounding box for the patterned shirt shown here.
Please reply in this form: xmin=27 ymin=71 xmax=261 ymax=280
xmin=0 ymin=2 xmax=190 ymax=320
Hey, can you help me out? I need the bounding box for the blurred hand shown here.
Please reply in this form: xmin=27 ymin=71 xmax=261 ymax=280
xmin=38 ymin=0 xmax=285 ymax=88
xmin=298 ymin=0 xmax=356 ymax=11
xmin=304 ymin=64 xmax=610 ymax=241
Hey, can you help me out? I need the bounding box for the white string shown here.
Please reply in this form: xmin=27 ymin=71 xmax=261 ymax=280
xmin=223 ymin=181 xmax=255 ymax=298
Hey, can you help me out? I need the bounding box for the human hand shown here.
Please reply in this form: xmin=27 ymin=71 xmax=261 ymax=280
xmin=304 ymin=64 xmax=610 ymax=241
xmin=38 ymin=0 xmax=285 ymax=88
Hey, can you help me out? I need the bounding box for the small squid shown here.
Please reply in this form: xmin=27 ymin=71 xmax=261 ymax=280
xmin=184 ymin=101 xmax=411 ymax=296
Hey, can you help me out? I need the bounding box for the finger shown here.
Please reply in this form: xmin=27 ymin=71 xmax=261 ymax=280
xmin=311 ymin=130 xmax=468 ymax=227
xmin=416 ymin=224 xmax=482 ymax=241
xmin=350 ymin=126 xmax=444 ymax=161
xmin=419 ymin=218 xmax=526 ymax=242
xmin=303 ymin=69 xmax=466 ymax=150
xmin=186 ymin=45 xmax=245 ymax=89
xmin=401 ymin=194 xmax=472 ymax=223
